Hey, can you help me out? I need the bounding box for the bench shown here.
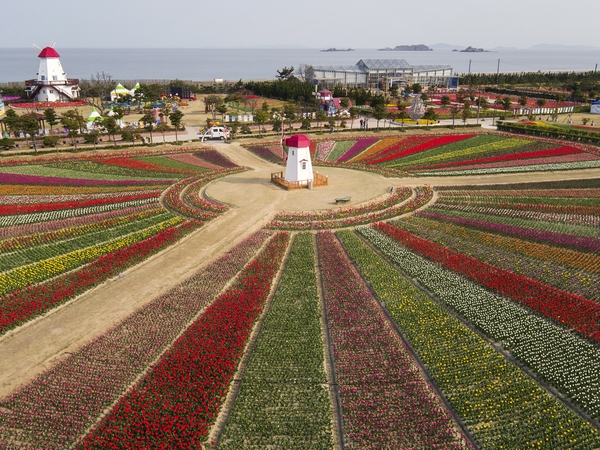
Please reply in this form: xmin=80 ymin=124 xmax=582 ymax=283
xmin=335 ymin=196 xmax=351 ymax=204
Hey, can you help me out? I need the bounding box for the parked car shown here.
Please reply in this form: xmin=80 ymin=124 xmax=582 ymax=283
xmin=198 ymin=126 xmax=230 ymax=141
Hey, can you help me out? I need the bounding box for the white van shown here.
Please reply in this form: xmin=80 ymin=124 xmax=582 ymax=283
xmin=198 ymin=126 xmax=230 ymax=141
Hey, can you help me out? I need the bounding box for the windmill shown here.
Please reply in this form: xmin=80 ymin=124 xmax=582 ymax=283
xmin=25 ymin=42 xmax=79 ymax=102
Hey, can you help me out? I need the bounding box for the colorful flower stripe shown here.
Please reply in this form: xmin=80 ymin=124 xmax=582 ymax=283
xmin=10 ymin=101 xmax=86 ymax=109
xmin=438 ymin=188 xmax=600 ymax=199
xmin=0 ymin=230 xmax=271 ymax=447
xmin=193 ymin=150 xmax=238 ymax=168
xmin=219 ymin=233 xmax=333 ymax=449
xmin=425 ymin=204 xmax=597 ymax=239
xmin=101 ymin=157 xmax=198 ymax=174
xmin=315 ymin=140 xmax=335 ymax=160
xmin=79 ymin=232 xmax=289 ymax=449
xmin=326 ymin=140 xmax=355 ymax=162
xmin=401 ymin=138 xmax=530 ymax=168
xmin=167 ymin=153 xmax=222 ymax=170
xmin=375 ymin=222 xmax=600 ymax=342
xmin=419 ymin=211 xmax=600 ymax=253
xmin=435 ymin=197 xmax=600 ymax=216
xmin=337 ymin=137 xmax=378 ymax=162
xmin=358 ymin=226 xmax=600 ymax=420
xmin=0 ymin=220 xmax=201 ymax=335
xmin=360 ymin=135 xmax=436 ymax=164
xmin=0 ymin=207 xmax=165 ymax=253
xmin=0 ymin=211 xmax=174 ymax=273
xmin=162 ymin=169 xmax=243 ymax=220
xmin=432 ymin=203 xmax=600 ymax=228
xmin=398 ymin=216 xmax=600 ymax=302
xmin=0 ymin=217 xmax=183 ymax=297
xmin=317 ymin=231 xmax=472 ymax=449
xmin=427 ymin=152 xmax=600 ymax=173
xmin=0 ymin=189 xmax=162 ymax=205
xmin=266 ymin=186 xmax=432 ymax=230
xmin=415 ymin=158 xmax=600 ymax=176
xmin=0 ymin=184 xmax=155 ymax=196
xmin=0 ymin=198 xmax=158 ymax=229
xmin=0 ymin=172 xmax=172 ymax=186
xmin=348 ymin=137 xmax=404 ymax=163
xmin=272 ymin=187 xmax=412 ymax=221
xmin=368 ymin=134 xmax=476 ymax=165
xmin=246 ymin=146 xmax=283 ymax=163
xmin=0 ymin=192 xmax=159 ymax=216
xmin=411 ymin=145 xmax=583 ymax=170
xmin=182 ymin=178 xmax=230 ymax=213
xmin=337 ymin=229 xmax=600 ymax=449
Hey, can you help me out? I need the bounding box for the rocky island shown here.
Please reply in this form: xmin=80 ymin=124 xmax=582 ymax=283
xmin=460 ymin=46 xmax=488 ymax=52
xmin=378 ymin=44 xmax=432 ymax=51
xmin=321 ymin=48 xmax=355 ymax=52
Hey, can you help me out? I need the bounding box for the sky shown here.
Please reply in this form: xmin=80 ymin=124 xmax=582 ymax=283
xmin=2 ymin=0 xmax=600 ymax=50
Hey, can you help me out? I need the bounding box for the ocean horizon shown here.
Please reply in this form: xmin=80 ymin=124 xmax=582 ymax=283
xmin=2 ymin=47 xmax=600 ymax=84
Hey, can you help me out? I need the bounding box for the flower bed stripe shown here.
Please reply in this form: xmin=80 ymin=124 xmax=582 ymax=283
xmin=336 ymin=229 xmax=600 ymax=449
xmin=0 ymin=220 xmax=202 ymax=335
xmin=410 ymin=145 xmax=583 ymax=171
xmin=218 ymin=233 xmax=333 ymax=449
xmin=101 ymin=157 xmax=198 ymax=174
xmin=78 ymin=232 xmax=288 ymax=449
xmin=326 ymin=140 xmax=355 ymax=162
xmin=0 ymin=231 xmax=272 ymax=448
xmin=368 ymin=134 xmax=476 ymax=165
xmin=317 ymin=231 xmax=473 ymax=449
xmin=193 ymin=150 xmax=238 ymax=168
xmin=0 ymin=172 xmax=171 ymax=186
xmin=337 ymin=137 xmax=378 ymax=162
xmin=348 ymin=137 xmax=404 ymax=163
xmin=359 ymin=226 xmax=600 ymax=419
xmin=360 ymin=135 xmax=436 ymax=164
xmin=375 ymin=222 xmax=600 ymax=342
xmin=419 ymin=210 xmax=600 ymax=253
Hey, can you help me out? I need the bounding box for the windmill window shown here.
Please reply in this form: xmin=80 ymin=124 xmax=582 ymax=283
xmin=291 ymin=150 xmax=294 ymax=155
xmin=52 ymin=75 xmax=58 ymax=81
xmin=302 ymin=162 xmax=306 ymax=170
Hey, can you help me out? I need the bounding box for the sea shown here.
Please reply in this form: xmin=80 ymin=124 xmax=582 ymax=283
xmin=2 ymin=47 xmax=600 ymax=84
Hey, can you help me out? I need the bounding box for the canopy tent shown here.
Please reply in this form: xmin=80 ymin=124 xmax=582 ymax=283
xmin=110 ymin=83 xmax=131 ymax=101
xmin=591 ymin=100 xmax=600 ymax=114
xmin=86 ymin=108 xmax=103 ymax=130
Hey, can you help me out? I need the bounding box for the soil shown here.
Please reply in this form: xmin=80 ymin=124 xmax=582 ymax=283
xmin=0 ymin=141 xmax=599 ymax=400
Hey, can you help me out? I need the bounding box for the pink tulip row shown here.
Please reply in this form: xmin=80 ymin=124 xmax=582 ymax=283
xmin=0 ymin=230 xmax=273 ymax=448
xmin=317 ymin=231 xmax=473 ymax=449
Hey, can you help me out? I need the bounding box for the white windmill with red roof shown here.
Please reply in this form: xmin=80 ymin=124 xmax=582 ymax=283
xmin=25 ymin=43 xmax=80 ymax=102
xmin=284 ymin=134 xmax=314 ymax=185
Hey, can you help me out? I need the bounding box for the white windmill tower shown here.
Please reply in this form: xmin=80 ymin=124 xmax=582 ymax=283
xmin=284 ymin=134 xmax=314 ymax=187
xmin=26 ymin=43 xmax=79 ymax=102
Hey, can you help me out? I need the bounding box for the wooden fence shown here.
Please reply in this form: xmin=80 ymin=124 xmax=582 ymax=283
xmin=271 ymin=171 xmax=328 ymax=190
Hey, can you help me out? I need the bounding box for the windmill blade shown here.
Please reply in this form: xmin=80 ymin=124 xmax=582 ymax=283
xmin=50 ymin=42 xmax=56 ymax=48
xmin=32 ymin=44 xmax=43 ymax=51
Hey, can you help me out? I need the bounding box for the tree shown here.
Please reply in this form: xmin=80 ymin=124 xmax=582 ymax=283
xmin=411 ymin=83 xmax=423 ymax=94
xmin=60 ymin=110 xmax=85 ymax=148
xmin=169 ymin=110 xmax=184 ymax=142
xmin=536 ymin=98 xmax=547 ymax=109
xmin=501 ymin=96 xmax=512 ymax=118
xmin=315 ymin=110 xmax=327 ymax=130
xmin=204 ymin=95 xmax=223 ymax=119
xmin=141 ymin=110 xmax=155 ymax=143
xmin=216 ymin=104 xmax=228 ymax=122
xmin=461 ymin=106 xmax=473 ymax=124
xmin=450 ymin=105 xmax=460 ymax=128
xmin=372 ymin=104 xmax=387 ymax=130
xmin=349 ymin=107 xmax=359 ymax=129
xmin=159 ymin=106 xmax=171 ymax=126
xmin=296 ymin=64 xmax=315 ymax=83
xmin=103 ymin=116 xmax=120 ymax=147
xmin=440 ymin=95 xmax=451 ymax=107
xmin=43 ymin=108 xmax=59 ymax=131
xmin=518 ymin=95 xmax=529 ymax=108
xmin=282 ymin=102 xmax=298 ymax=132
xmin=253 ymin=109 xmax=268 ymax=134
xmin=340 ymin=97 xmax=350 ymax=110
xmin=79 ymin=72 xmax=115 ymax=114
xmin=20 ymin=114 xmax=41 ymax=153
xmin=423 ymin=108 xmax=438 ymax=129
xmin=276 ymin=66 xmax=295 ymax=80
xmin=156 ymin=122 xmax=170 ymax=144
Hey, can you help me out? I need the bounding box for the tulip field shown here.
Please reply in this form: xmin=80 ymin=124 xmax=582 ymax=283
xmin=1 ymin=137 xmax=600 ymax=448
xmin=0 ymin=147 xmax=238 ymax=334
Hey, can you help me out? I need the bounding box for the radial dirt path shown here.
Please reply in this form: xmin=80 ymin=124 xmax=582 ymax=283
xmin=0 ymin=142 xmax=599 ymax=399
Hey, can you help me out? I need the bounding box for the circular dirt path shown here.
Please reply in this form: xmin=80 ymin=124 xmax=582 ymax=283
xmin=0 ymin=142 xmax=598 ymax=399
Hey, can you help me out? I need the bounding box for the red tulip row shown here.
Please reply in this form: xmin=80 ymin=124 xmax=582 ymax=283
xmin=79 ymin=232 xmax=289 ymax=449
xmin=0 ymin=230 xmax=273 ymax=448
xmin=101 ymin=156 xmax=199 ymax=175
xmin=0 ymin=192 xmax=159 ymax=216
xmin=0 ymin=220 xmax=200 ymax=334
xmin=317 ymin=231 xmax=473 ymax=449
xmin=375 ymin=222 xmax=600 ymax=342
xmin=359 ymin=135 xmax=439 ymax=164
xmin=367 ymin=134 xmax=476 ymax=165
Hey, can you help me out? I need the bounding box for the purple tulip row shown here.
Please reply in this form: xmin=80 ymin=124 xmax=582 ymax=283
xmin=0 ymin=230 xmax=272 ymax=449
xmin=316 ymin=231 xmax=472 ymax=449
xmin=337 ymin=137 xmax=379 ymax=162
xmin=419 ymin=210 xmax=600 ymax=253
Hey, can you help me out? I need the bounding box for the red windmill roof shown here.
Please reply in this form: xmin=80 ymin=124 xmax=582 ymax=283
xmin=38 ymin=47 xmax=60 ymax=58
xmin=285 ymin=134 xmax=311 ymax=148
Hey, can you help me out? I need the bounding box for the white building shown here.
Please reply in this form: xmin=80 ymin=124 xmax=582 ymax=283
xmin=284 ymin=134 xmax=314 ymax=184
xmin=25 ymin=45 xmax=79 ymax=102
